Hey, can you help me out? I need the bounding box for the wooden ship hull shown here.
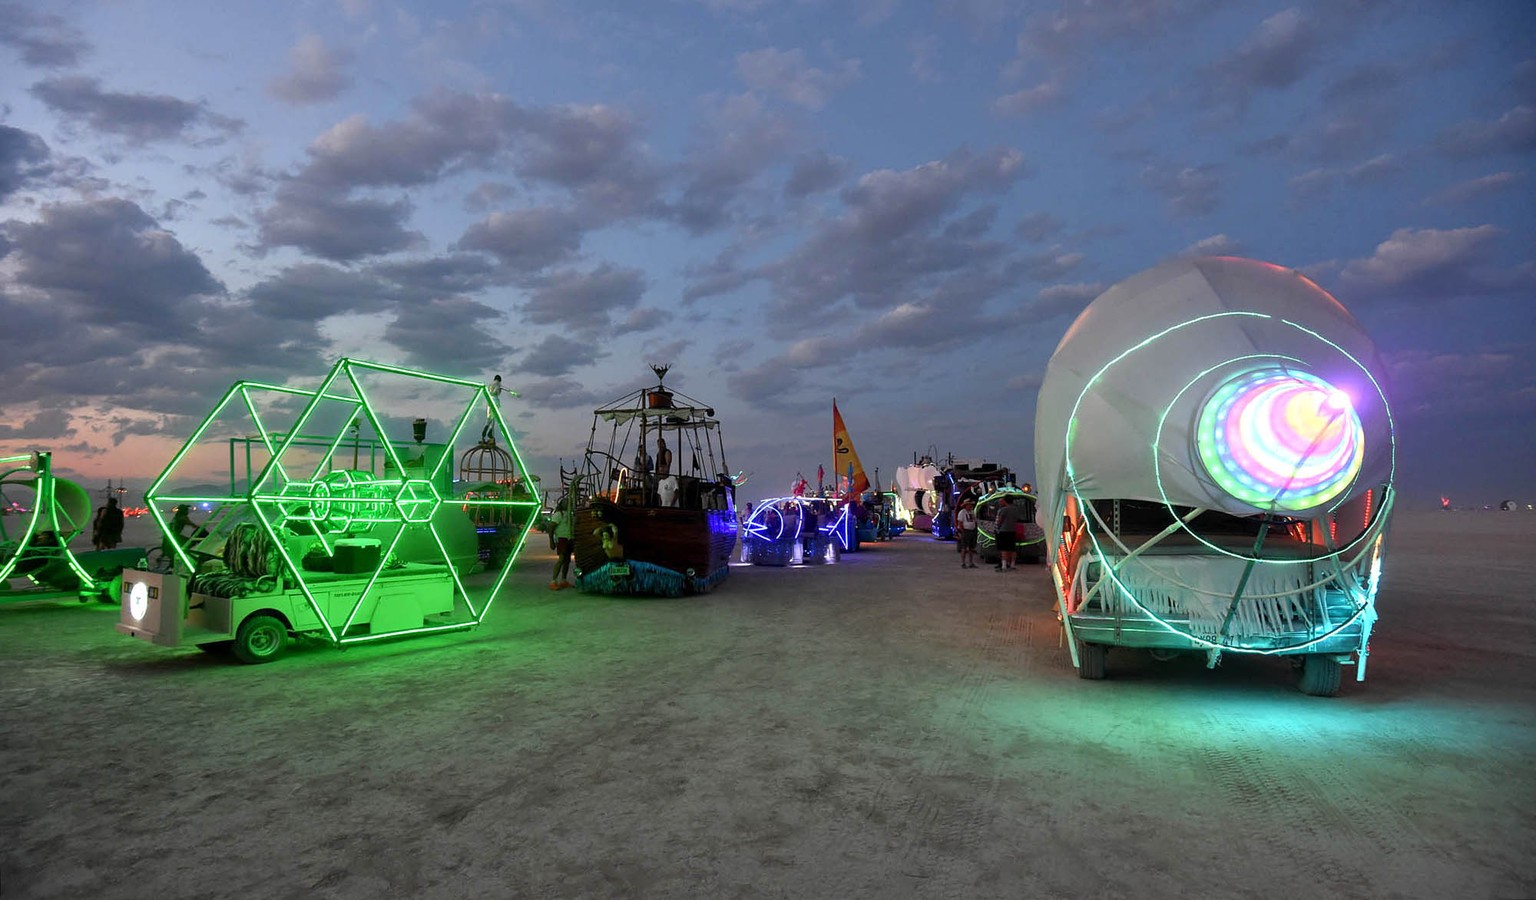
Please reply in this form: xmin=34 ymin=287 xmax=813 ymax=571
xmin=573 ymin=501 xmax=737 ymax=596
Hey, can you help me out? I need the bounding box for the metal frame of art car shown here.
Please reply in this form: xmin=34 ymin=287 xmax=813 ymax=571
xmin=1 ymin=451 xmax=147 ymax=605
xmin=116 ymin=358 xmax=541 ymax=663
xmin=740 ymin=496 xmax=852 ymax=566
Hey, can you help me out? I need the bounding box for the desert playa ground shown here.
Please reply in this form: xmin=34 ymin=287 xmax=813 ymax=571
xmin=1 ymin=509 xmax=1533 ymax=899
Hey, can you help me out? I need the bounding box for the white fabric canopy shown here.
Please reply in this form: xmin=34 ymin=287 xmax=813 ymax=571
xmin=1034 ymin=257 xmax=1393 ymax=548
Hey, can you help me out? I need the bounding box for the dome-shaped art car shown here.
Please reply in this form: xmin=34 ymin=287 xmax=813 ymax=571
xmin=1035 ymin=257 xmax=1394 ymax=695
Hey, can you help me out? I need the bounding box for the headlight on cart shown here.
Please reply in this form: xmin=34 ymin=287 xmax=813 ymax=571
xmin=128 ymin=580 xmax=149 ymax=622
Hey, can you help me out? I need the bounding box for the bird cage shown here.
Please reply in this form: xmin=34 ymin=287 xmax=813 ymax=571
xmin=458 ymin=442 xmax=523 ymax=528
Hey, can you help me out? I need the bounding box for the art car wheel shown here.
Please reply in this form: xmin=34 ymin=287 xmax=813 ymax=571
xmin=1077 ymin=642 xmax=1108 ymax=680
xmin=1295 ymin=654 xmax=1342 ymax=697
xmin=232 ymin=615 xmax=289 ymax=664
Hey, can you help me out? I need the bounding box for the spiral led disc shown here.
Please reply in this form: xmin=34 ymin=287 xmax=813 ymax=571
xmin=1197 ymin=368 xmax=1364 ymax=511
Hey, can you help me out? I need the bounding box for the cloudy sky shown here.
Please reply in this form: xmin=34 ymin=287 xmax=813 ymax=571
xmin=1 ymin=0 xmax=1532 ymax=509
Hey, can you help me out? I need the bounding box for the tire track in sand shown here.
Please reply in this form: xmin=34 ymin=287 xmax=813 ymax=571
xmin=1196 ymin=712 xmax=1451 ymax=898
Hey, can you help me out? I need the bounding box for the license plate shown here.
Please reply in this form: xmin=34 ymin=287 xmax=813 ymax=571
xmin=610 ymin=564 xmax=630 ymax=577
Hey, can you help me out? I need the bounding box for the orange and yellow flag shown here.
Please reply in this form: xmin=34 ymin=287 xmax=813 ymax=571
xmin=832 ymin=400 xmax=870 ymax=498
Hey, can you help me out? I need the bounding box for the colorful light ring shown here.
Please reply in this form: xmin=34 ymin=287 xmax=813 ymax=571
xmin=1196 ymin=368 xmax=1364 ymax=511
xmin=743 ymin=496 xmax=854 ymax=551
xmin=1058 ymin=309 xmax=1397 ymax=655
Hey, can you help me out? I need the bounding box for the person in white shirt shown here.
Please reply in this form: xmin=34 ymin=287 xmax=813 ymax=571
xmin=956 ymin=498 xmax=979 ymax=568
xmin=481 ymin=375 xmax=503 ymax=444
xmin=550 ymin=498 xmax=575 ymax=590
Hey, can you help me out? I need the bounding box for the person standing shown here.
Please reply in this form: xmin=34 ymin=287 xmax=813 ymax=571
xmin=480 ymin=375 xmax=504 ymax=444
xmin=654 ymin=435 xmax=672 ymax=478
xmin=550 ymin=498 xmax=575 ymax=590
xmin=92 ymin=497 xmax=125 ymax=550
xmin=955 ymin=498 xmax=978 ymax=568
xmin=160 ymin=504 xmax=199 ymax=567
xmin=993 ymin=495 xmax=1020 ymax=571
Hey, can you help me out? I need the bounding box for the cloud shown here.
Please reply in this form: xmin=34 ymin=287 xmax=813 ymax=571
xmin=1422 ymin=171 xmax=1526 ymax=207
xmin=1033 ymin=282 xmax=1103 ymax=320
xmin=245 ymin=262 xmax=396 ymax=320
xmin=735 ymin=47 xmax=862 ymax=110
xmin=256 ymin=181 xmax=421 ymax=260
xmin=1016 ymin=0 xmax=1205 ymax=54
xmin=382 ymin=296 xmax=511 ymax=371
xmin=682 ymin=248 xmax=762 ymax=303
xmin=1385 ymin=348 xmax=1536 ymax=422
xmin=763 ymin=146 xmax=1028 ymax=326
xmin=1241 ymin=59 xmax=1421 ymax=165
xmin=2 ymin=198 xmax=222 ymax=342
xmin=784 ymin=151 xmax=848 ymax=198
xmin=1181 ymin=234 xmax=1243 ymax=257
xmin=285 ymin=90 xmax=661 ymax=220
xmin=0 ymin=3 xmax=90 ymax=68
xmin=726 ymin=358 xmax=812 ymax=413
xmin=1224 ymin=8 xmax=1316 ymax=88
xmin=1337 ymin=225 xmax=1534 ymax=302
xmin=519 ymin=264 xmax=646 ymax=336
xmin=29 ymin=76 xmax=241 ymax=144
xmin=724 ymin=273 xmax=1016 ymax=411
xmin=1014 ymin=212 xmax=1064 ymax=243
xmin=622 ymin=307 xmax=674 ymax=332
xmin=512 ymin=102 xmax=662 ymax=216
xmin=513 ymin=376 xmax=604 ymax=410
xmin=1019 ymin=247 xmax=1084 ymax=281
xmin=1287 ymin=154 xmax=1401 ymax=203
xmin=192 ymin=304 xmax=332 ymax=380
xmin=909 ymin=36 xmax=941 ymax=84
xmin=0 ymin=200 xmax=330 ymax=418
xmin=300 ymin=106 xmax=504 ymax=189
xmin=517 ymin=333 xmax=601 ymax=377
xmin=269 ymin=35 xmax=353 ymax=105
xmin=638 ymin=336 xmax=690 ymax=362
xmin=0 ymin=125 xmax=52 ymax=201
xmin=1140 ymin=162 xmax=1222 ymax=216
xmin=464 ymin=181 xmax=516 ymax=212
xmin=941 ymin=0 xmax=1021 ymax=30
xmin=992 ymin=79 xmax=1062 ymax=117
xmin=0 ymin=407 xmax=75 ymax=440
xmin=857 ymin=299 xmax=982 ymax=348
xmin=455 ymin=207 xmax=586 ymax=273
xmin=1199 ymin=7 xmax=1322 ymax=113
xmin=1436 ymin=105 xmax=1536 ymax=159
xmin=709 ymin=339 xmax=754 ymax=372
xmin=841 ymin=147 xmax=1027 ymax=242
xmin=674 ymin=92 xmax=799 ymax=233
xmin=369 ymin=254 xmax=506 ymax=298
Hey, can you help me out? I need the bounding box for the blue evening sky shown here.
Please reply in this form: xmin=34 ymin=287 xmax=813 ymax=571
xmin=1 ymin=0 xmax=1532 ymax=508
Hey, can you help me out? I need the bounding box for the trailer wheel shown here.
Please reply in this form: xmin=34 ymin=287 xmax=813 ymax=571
xmin=1078 ymin=642 xmax=1108 ymax=680
xmin=232 ymin=615 xmax=288 ymax=664
xmin=1296 ymin=654 xmax=1342 ymax=697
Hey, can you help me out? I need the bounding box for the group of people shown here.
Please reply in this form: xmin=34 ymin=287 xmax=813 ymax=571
xmin=89 ymin=498 xmax=201 ymax=563
xmin=90 ymin=498 xmax=124 ymax=550
xmin=954 ymin=491 xmax=1028 ymax=571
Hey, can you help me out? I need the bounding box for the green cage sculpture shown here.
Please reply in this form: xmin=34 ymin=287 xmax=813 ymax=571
xmin=121 ymin=358 xmax=541 ymax=660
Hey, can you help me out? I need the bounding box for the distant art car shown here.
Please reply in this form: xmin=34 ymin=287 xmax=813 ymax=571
xmin=1035 ymin=257 xmax=1395 ymax=695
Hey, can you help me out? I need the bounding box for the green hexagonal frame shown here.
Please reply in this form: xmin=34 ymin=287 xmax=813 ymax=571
xmin=144 ymin=358 xmax=541 ymax=647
